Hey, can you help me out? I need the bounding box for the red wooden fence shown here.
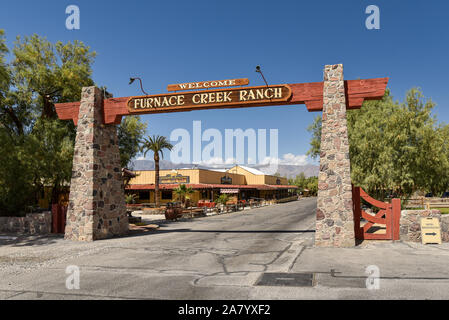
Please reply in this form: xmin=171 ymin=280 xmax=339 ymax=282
xmin=352 ymin=186 xmax=401 ymax=240
xmin=51 ymin=204 xmax=67 ymax=234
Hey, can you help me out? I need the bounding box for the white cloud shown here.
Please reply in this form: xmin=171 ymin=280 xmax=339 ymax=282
xmin=199 ymin=154 xmax=309 ymax=167
xmin=225 ymin=157 xmax=237 ymax=165
xmin=280 ymin=153 xmax=308 ymax=166
xmin=135 ymin=153 xmax=309 ymax=167
xmin=260 ymin=154 xmax=308 ymax=166
xmin=198 ymin=157 xmax=226 ymax=166
xmin=197 ymin=157 xmax=237 ymax=167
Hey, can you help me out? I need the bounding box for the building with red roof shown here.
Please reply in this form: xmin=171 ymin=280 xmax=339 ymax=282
xmin=126 ymin=165 xmax=297 ymax=205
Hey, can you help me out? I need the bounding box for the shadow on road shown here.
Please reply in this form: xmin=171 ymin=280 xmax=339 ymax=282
xmin=123 ymin=228 xmax=315 ymax=239
xmin=0 ymin=234 xmax=63 ymax=247
xmin=149 ymin=228 xmax=315 ymax=234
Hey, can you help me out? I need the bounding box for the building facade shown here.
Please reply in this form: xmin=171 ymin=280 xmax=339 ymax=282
xmin=126 ymin=165 xmax=297 ymax=205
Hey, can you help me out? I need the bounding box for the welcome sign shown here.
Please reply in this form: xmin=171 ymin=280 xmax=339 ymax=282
xmin=167 ymin=78 xmax=249 ymax=91
xmin=127 ymin=85 xmax=292 ymax=114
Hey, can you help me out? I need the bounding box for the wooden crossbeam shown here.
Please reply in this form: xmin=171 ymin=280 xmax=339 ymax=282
xmin=55 ymin=78 xmax=388 ymax=125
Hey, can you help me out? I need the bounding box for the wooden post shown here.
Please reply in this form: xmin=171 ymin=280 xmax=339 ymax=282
xmin=386 ymin=204 xmax=394 ymax=239
xmin=352 ymin=186 xmax=362 ymax=239
xmin=392 ymin=198 xmax=401 ymax=240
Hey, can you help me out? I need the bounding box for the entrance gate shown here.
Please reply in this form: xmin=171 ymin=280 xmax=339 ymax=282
xmin=352 ymin=186 xmax=401 ymax=240
xmin=54 ymin=64 xmax=388 ymax=247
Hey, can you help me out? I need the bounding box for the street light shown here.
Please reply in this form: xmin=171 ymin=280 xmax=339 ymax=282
xmin=129 ymin=77 xmax=149 ymax=95
xmin=255 ymin=65 xmax=269 ymax=87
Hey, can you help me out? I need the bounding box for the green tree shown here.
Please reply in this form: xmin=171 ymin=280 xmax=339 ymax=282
xmin=173 ymin=184 xmax=194 ymax=208
xmin=0 ymin=131 xmax=36 ymax=215
xmin=306 ymin=176 xmax=318 ymax=196
xmin=306 ymin=116 xmax=322 ymax=159
xmin=9 ymin=34 xmax=96 ymax=205
xmin=26 ymin=118 xmax=75 ymax=204
xmin=12 ymin=34 xmax=96 ymax=120
xmin=288 ymin=173 xmax=318 ymax=196
xmin=0 ymin=30 xmax=37 ymax=215
xmin=216 ymin=194 xmax=230 ymax=206
xmin=0 ymin=30 xmax=31 ymax=137
xmin=118 ymin=115 xmax=147 ymax=168
xmin=0 ymin=31 xmax=148 ymax=215
xmin=0 ymin=30 xmax=9 ymax=107
xmin=125 ymin=194 xmax=138 ymax=205
xmin=306 ymin=88 xmax=449 ymax=199
xmin=141 ymin=135 xmax=173 ymax=208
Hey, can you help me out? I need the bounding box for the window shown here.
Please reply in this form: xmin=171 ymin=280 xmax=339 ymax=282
xmin=138 ymin=191 xmax=150 ymax=200
xmin=221 ymin=176 xmax=232 ymax=184
xmin=162 ymin=190 xmax=172 ymax=200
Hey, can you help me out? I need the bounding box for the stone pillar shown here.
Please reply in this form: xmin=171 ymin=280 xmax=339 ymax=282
xmin=65 ymin=87 xmax=128 ymax=241
xmin=315 ymin=64 xmax=355 ymax=247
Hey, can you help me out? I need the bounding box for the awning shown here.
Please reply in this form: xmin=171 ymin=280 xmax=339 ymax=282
xmin=220 ymin=189 xmax=239 ymax=194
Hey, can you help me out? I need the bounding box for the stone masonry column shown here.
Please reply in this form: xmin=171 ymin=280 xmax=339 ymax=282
xmin=64 ymin=87 xmax=128 ymax=241
xmin=315 ymin=64 xmax=355 ymax=247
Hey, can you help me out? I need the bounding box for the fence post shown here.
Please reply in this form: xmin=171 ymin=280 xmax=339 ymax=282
xmin=51 ymin=204 xmax=59 ymax=234
xmin=60 ymin=205 xmax=67 ymax=234
xmin=51 ymin=204 xmax=68 ymax=234
xmin=387 ymin=204 xmax=394 ymax=239
xmin=352 ymin=186 xmax=362 ymax=239
xmin=392 ymin=198 xmax=401 ymax=240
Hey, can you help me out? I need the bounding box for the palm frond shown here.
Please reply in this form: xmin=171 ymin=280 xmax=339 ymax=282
xmin=140 ymin=135 xmax=174 ymax=159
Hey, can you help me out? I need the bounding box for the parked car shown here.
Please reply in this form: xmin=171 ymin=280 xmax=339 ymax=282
xmin=442 ymin=192 xmax=449 ymax=198
xmin=425 ymin=192 xmax=433 ymax=198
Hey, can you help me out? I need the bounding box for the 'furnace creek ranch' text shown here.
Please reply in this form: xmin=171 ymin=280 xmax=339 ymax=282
xmin=131 ymin=87 xmax=285 ymax=109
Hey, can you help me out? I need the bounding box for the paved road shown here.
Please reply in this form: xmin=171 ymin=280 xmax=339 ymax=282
xmin=0 ymin=198 xmax=317 ymax=300
xmin=3 ymin=198 xmax=449 ymax=300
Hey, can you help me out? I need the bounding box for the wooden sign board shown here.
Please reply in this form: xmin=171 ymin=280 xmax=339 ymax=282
xmin=127 ymin=85 xmax=292 ymax=114
xmin=167 ymin=78 xmax=249 ymax=92
xmin=159 ymin=173 xmax=190 ymax=184
xmin=421 ymin=217 xmax=442 ymax=244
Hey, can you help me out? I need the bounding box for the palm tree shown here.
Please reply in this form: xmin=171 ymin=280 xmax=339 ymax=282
xmin=174 ymin=184 xmax=194 ymax=208
xmin=141 ymin=135 xmax=173 ymax=208
xmin=216 ymin=194 xmax=230 ymax=206
xmin=216 ymin=194 xmax=230 ymax=213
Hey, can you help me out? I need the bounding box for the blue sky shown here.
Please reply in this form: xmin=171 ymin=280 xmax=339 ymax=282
xmin=1 ymin=0 xmax=448 ymax=166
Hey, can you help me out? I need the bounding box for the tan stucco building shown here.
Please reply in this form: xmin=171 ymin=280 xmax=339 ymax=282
xmin=126 ymin=165 xmax=297 ymax=205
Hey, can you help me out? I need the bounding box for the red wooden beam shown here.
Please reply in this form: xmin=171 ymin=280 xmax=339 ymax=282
xmin=391 ymin=198 xmax=401 ymax=240
xmin=55 ymin=78 xmax=388 ymax=125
